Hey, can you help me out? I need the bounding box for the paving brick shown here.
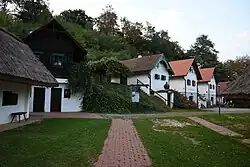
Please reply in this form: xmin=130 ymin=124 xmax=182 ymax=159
xmin=95 ymin=119 xmax=151 ymax=167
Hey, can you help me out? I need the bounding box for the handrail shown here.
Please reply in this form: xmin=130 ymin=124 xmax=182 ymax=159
xmin=136 ymin=79 xmax=168 ymax=103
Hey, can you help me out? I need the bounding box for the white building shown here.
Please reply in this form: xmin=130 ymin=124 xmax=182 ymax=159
xmin=198 ymin=67 xmax=217 ymax=107
xmin=29 ymin=79 xmax=82 ymax=113
xmin=0 ymin=28 xmax=57 ymax=124
xmin=112 ymin=54 xmax=175 ymax=107
xmin=169 ymin=58 xmax=202 ymax=104
xmin=24 ymin=19 xmax=87 ymax=113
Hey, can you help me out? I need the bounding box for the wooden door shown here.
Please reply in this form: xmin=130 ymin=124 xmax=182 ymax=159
xmin=33 ymin=87 xmax=45 ymax=112
xmin=50 ymin=88 xmax=62 ymax=112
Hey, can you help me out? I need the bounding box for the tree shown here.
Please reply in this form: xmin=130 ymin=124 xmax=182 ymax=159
xmin=13 ymin=0 xmax=52 ymax=24
xmin=62 ymin=21 xmax=136 ymax=61
xmin=120 ymin=17 xmax=145 ymax=55
xmin=186 ymin=35 xmax=219 ymax=68
xmin=224 ymin=54 xmax=250 ymax=80
xmin=59 ymin=9 xmax=93 ymax=29
xmin=96 ymin=5 xmax=119 ymax=34
xmin=0 ymin=11 xmax=12 ymax=27
xmin=142 ymin=22 xmax=185 ymax=60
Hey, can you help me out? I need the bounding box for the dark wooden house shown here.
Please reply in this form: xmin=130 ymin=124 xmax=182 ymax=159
xmin=24 ymin=18 xmax=87 ymax=78
xmin=24 ymin=19 xmax=87 ymax=113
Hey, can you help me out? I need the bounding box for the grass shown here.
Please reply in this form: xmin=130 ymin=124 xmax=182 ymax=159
xmin=134 ymin=118 xmax=250 ymax=167
xmin=0 ymin=118 xmax=110 ymax=167
xmin=201 ymin=114 xmax=250 ymax=138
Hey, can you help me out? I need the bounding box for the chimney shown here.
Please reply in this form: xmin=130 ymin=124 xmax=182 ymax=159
xmin=138 ymin=55 xmax=142 ymax=58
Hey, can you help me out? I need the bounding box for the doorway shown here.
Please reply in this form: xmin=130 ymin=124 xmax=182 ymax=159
xmin=33 ymin=87 xmax=45 ymax=112
xmin=50 ymin=88 xmax=62 ymax=112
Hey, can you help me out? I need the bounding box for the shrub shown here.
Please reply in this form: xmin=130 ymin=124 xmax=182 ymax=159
xmin=173 ymin=91 xmax=197 ymax=109
xmin=82 ymin=83 xmax=169 ymax=113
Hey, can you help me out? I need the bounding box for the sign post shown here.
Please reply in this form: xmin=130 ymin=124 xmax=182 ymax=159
xmin=132 ymin=85 xmax=140 ymax=108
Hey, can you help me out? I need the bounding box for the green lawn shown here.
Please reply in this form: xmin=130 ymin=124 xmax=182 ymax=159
xmin=134 ymin=118 xmax=250 ymax=167
xmin=0 ymin=119 xmax=110 ymax=167
xmin=202 ymin=114 xmax=250 ymax=138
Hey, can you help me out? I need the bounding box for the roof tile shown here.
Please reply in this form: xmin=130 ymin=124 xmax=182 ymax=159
xmin=169 ymin=58 xmax=194 ymax=77
xmin=120 ymin=54 xmax=162 ymax=73
xmin=199 ymin=67 xmax=215 ymax=82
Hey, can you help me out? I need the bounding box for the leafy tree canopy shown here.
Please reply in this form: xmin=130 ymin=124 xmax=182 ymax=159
xmin=186 ymin=34 xmax=219 ymax=68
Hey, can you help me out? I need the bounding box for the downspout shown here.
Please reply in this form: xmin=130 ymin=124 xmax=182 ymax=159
xmin=208 ymin=84 xmax=210 ymax=106
xmin=184 ymin=78 xmax=187 ymax=97
xmin=196 ymin=82 xmax=199 ymax=108
xmin=149 ymin=71 xmax=152 ymax=95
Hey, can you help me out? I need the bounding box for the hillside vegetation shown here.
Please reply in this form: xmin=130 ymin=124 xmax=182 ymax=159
xmin=83 ymin=83 xmax=169 ymax=113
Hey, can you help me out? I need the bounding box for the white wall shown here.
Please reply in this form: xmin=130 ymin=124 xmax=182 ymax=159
xmin=170 ymin=65 xmax=198 ymax=103
xmin=198 ymin=75 xmax=217 ymax=106
xmin=208 ymin=76 xmax=217 ymax=105
xmin=59 ymin=83 xmax=82 ymax=112
xmin=170 ymin=78 xmax=185 ymax=93
xmin=184 ymin=66 xmax=198 ymax=103
xmin=0 ymin=81 xmax=30 ymax=124
xmin=150 ymin=63 xmax=170 ymax=91
xmin=111 ymin=77 xmax=120 ymax=84
xmin=30 ymin=78 xmax=82 ymax=112
xmin=113 ymin=63 xmax=171 ymax=95
xmin=128 ymin=74 xmax=150 ymax=94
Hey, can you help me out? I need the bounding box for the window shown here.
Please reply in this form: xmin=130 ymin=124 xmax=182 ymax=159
xmin=192 ymin=80 xmax=196 ymax=86
xmin=120 ymin=75 xmax=127 ymax=85
xmin=155 ymin=74 xmax=160 ymax=80
xmin=189 ymin=67 xmax=194 ymax=73
xmin=189 ymin=96 xmax=193 ymax=101
xmin=187 ymin=79 xmax=191 ymax=86
xmin=213 ymin=85 xmax=215 ymax=90
xmin=64 ymin=89 xmax=71 ymax=98
xmin=210 ymin=84 xmax=212 ymax=89
xmin=2 ymin=91 xmax=18 ymax=106
xmin=51 ymin=53 xmax=65 ymax=67
xmin=161 ymin=75 xmax=166 ymax=81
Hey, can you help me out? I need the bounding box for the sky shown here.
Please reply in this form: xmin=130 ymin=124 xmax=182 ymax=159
xmin=49 ymin=0 xmax=250 ymax=61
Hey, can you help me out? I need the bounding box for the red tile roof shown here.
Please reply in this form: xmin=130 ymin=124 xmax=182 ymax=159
xmin=217 ymin=82 xmax=229 ymax=94
xmin=120 ymin=54 xmax=162 ymax=73
xmin=169 ymin=58 xmax=194 ymax=77
xmin=199 ymin=67 xmax=215 ymax=82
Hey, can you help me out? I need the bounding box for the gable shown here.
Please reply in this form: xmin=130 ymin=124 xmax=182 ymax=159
xmin=25 ymin=19 xmax=87 ymax=56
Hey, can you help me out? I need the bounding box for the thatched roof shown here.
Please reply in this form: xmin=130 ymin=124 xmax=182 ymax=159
xmin=223 ymin=66 xmax=250 ymax=95
xmin=0 ymin=28 xmax=58 ymax=87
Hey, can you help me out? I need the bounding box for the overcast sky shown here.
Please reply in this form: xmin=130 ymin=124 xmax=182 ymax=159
xmin=49 ymin=0 xmax=250 ymax=61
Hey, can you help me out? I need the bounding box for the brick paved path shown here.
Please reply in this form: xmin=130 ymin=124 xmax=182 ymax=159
xmin=95 ymin=119 xmax=151 ymax=167
xmin=189 ymin=116 xmax=243 ymax=137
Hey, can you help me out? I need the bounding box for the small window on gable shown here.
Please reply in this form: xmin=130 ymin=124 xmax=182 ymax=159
xmin=64 ymin=89 xmax=71 ymax=98
xmin=192 ymin=80 xmax=196 ymax=86
xmin=187 ymin=79 xmax=191 ymax=86
xmin=161 ymin=75 xmax=166 ymax=81
xmin=2 ymin=91 xmax=18 ymax=106
xmin=51 ymin=53 xmax=64 ymax=67
xmin=210 ymin=84 xmax=212 ymax=89
xmin=155 ymin=74 xmax=160 ymax=80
